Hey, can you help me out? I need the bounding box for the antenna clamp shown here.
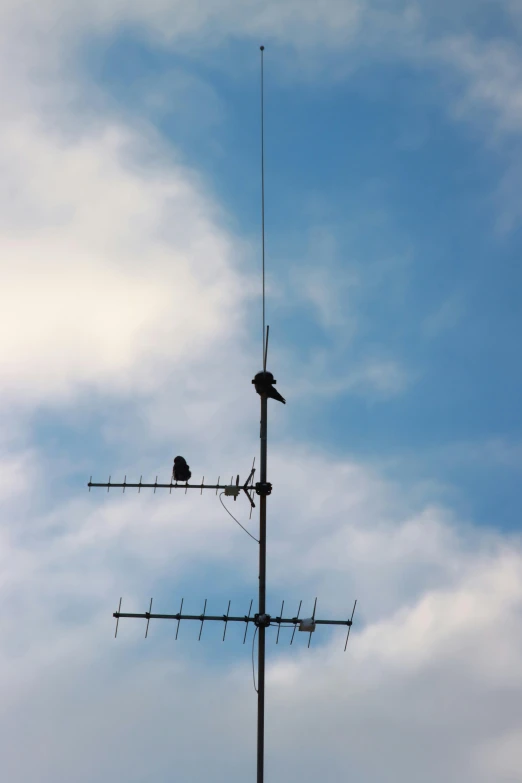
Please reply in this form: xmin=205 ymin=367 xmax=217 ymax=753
xmin=255 ymin=482 xmax=272 ymax=497
xmin=254 ymin=613 xmax=271 ymax=628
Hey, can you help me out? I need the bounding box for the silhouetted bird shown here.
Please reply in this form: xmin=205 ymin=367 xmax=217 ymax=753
xmin=173 ymin=456 xmax=191 ymax=482
xmin=252 ymin=371 xmax=286 ymax=404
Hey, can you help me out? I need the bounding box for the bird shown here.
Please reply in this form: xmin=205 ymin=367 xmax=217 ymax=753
xmin=173 ymin=456 xmax=191 ymax=482
xmin=252 ymin=371 xmax=286 ymax=404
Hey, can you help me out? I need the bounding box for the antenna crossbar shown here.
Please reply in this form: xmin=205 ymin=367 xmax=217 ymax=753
xmin=89 ymin=480 xmax=243 ymax=491
xmin=113 ymin=599 xmax=356 ymax=644
xmin=88 ymin=475 xmax=257 ymax=508
xmin=114 ymin=611 xmax=353 ymax=627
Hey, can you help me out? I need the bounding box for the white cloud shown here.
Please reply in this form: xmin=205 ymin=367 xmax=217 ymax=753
xmin=1 ymin=442 xmax=521 ymax=782
xmin=0 ymin=0 xmax=365 ymax=50
xmin=433 ymin=34 xmax=522 ymax=135
xmin=0 ymin=116 xmax=251 ymax=407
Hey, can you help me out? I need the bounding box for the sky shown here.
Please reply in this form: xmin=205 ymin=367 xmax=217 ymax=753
xmin=1 ymin=1 xmax=522 ymax=780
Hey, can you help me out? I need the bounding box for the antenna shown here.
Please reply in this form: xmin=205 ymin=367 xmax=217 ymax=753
xmin=87 ymin=47 xmax=356 ymax=783
xmin=263 ymin=325 xmax=269 ymax=373
xmin=198 ymin=599 xmax=207 ymax=641
xmin=144 ymin=597 xmax=153 ymax=639
xmin=308 ymin=597 xmax=317 ymax=648
xmin=261 ymin=44 xmax=266 ymax=369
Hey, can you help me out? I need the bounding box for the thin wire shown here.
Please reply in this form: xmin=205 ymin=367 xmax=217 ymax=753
xmin=260 ymin=45 xmax=266 ymax=368
xmin=252 ymin=626 xmax=259 ymax=693
xmin=219 ymin=493 xmax=260 ymax=544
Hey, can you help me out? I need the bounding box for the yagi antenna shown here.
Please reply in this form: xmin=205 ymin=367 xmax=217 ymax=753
xmin=87 ymin=45 xmax=357 ymax=783
xmin=112 ymin=597 xmax=355 ymax=648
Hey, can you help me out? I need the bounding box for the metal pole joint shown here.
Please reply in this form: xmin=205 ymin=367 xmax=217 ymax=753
xmin=255 ymin=482 xmax=272 ymax=496
xmin=254 ymin=613 xmax=271 ymax=628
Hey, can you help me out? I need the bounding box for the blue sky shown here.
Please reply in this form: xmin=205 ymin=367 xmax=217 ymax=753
xmin=69 ymin=23 xmax=522 ymax=529
xmin=1 ymin=2 xmax=522 ymax=781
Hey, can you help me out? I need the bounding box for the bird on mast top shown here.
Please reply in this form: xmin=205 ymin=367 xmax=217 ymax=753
xmin=252 ymin=370 xmax=286 ymax=404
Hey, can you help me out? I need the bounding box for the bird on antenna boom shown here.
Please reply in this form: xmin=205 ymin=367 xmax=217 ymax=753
xmin=173 ymin=456 xmax=191 ymax=482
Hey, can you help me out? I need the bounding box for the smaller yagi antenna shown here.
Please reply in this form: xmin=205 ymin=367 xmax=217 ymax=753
xmin=88 ymin=462 xmax=257 ymax=511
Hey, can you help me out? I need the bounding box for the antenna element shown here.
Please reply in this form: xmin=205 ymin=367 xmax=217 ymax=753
xmin=260 ymin=45 xmax=267 ymax=368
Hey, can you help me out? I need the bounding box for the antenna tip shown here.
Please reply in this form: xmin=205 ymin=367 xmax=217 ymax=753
xmin=260 ymin=45 xmax=265 ymax=51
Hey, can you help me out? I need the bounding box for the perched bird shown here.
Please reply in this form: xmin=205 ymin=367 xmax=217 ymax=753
xmin=173 ymin=456 xmax=191 ymax=482
xmin=252 ymin=371 xmax=286 ymax=404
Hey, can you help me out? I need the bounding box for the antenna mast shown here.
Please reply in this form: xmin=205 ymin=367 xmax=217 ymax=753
xmin=87 ymin=46 xmax=356 ymax=783
xmin=257 ymin=43 xmax=268 ymax=783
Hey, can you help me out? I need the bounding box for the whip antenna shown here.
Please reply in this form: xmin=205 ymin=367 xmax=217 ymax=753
xmin=260 ymin=45 xmax=269 ymax=369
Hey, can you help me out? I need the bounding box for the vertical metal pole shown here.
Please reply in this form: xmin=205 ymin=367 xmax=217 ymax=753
xmin=258 ymin=44 xmax=267 ymax=783
xmin=257 ymin=394 xmax=267 ymax=783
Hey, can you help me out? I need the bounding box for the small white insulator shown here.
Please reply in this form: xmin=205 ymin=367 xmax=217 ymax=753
xmin=224 ymin=485 xmax=241 ymax=498
xmin=299 ymin=618 xmax=316 ymax=633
